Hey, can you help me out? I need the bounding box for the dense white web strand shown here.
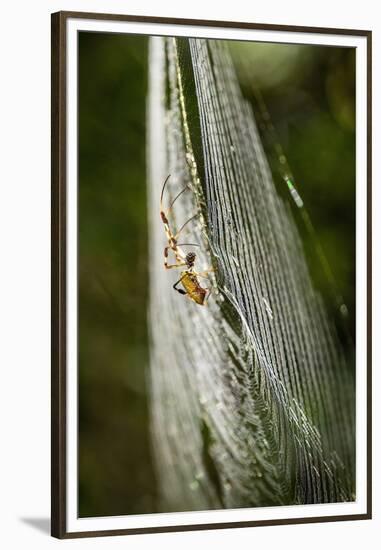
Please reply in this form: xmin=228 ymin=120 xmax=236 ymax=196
xmin=147 ymin=36 xmax=355 ymax=512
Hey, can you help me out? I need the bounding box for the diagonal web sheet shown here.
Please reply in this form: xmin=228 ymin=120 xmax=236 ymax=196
xmin=147 ymin=36 xmax=355 ymax=512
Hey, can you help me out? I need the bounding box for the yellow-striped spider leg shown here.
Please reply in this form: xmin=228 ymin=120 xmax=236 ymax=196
xmin=160 ymin=175 xmax=192 ymax=268
xmin=160 ymin=175 xmax=214 ymax=305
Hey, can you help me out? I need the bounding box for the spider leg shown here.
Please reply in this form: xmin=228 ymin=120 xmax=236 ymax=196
xmin=165 ymin=263 xmax=187 ymax=270
xmin=164 ymin=246 xmax=186 ymax=269
xmin=205 ymin=288 xmax=212 ymax=303
xmin=175 ymin=214 xmax=198 ymax=239
xmin=160 ymin=176 xmax=189 ymax=219
xmin=194 ymin=267 xmax=215 ymax=278
xmin=173 ymin=275 xmax=187 ymax=296
xmin=165 ymin=186 xmax=189 ymax=217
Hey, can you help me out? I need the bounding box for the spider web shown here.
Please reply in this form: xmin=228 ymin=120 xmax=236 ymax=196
xmin=147 ymin=36 xmax=355 ymax=512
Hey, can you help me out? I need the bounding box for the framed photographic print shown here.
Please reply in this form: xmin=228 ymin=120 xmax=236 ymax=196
xmin=51 ymin=10 xmax=372 ymax=539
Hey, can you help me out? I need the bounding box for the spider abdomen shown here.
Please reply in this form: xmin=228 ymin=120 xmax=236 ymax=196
xmin=181 ymin=272 xmax=207 ymax=305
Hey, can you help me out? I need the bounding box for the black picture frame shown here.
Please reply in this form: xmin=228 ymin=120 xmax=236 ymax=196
xmin=51 ymin=10 xmax=372 ymax=539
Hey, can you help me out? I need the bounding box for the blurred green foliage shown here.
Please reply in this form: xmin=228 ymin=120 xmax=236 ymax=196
xmin=78 ymin=33 xmax=355 ymax=517
xmin=78 ymin=32 xmax=156 ymax=517
xmin=231 ymin=42 xmax=355 ymax=342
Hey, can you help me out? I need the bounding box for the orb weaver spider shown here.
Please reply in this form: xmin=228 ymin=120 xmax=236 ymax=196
xmin=160 ymin=175 xmax=213 ymax=305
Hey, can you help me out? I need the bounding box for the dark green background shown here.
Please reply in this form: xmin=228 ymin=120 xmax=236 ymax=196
xmin=78 ymin=32 xmax=156 ymax=517
xmin=78 ymin=32 xmax=355 ymax=517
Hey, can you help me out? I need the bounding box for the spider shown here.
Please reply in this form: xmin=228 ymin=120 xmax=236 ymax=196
xmin=160 ymin=175 xmax=213 ymax=305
